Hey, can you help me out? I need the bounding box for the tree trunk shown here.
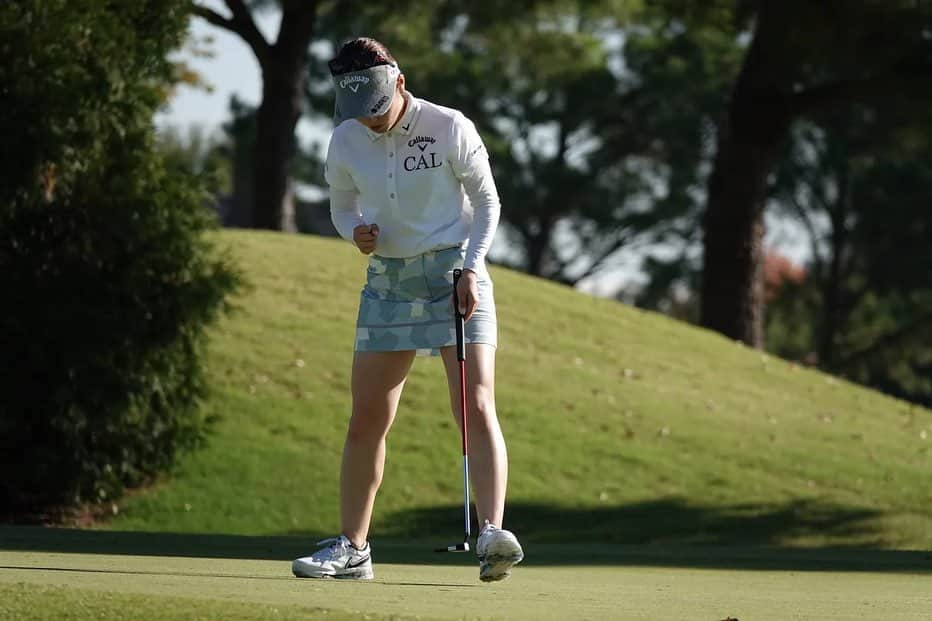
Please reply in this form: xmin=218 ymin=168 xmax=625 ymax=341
xmin=700 ymin=9 xmax=795 ymax=348
xmin=525 ymin=219 xmax=553 ymax=276
xmin=701 ymin=112 xmax=777 ymax=347
xmin=252 ymin=2 xmax=318 ymax=231
xmin=229 ymin=118 xmax=255 ymax=228
xmin=192 ymin=2 xmax=318 ymax=231
xmin=253 ymin=61 xmax=304 ymax=230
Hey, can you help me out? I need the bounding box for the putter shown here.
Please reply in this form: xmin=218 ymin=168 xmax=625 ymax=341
xmin=436 ymin=268 xmax=471 ymax=553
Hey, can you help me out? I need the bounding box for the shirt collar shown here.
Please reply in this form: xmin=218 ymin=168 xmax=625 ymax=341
xmin=395 ymin=91 xmax=420 ymax=136
xmin=361 ymin=91 xmax=421 ymax=141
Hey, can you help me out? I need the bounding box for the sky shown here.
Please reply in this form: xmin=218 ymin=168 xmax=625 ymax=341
xmin=156 ymin=3 xmax=266 ymax=133
xmin=155 ymin=2 xmax=329 ymax=153
xmin=157 ymin=4 xmax=809 ymax=298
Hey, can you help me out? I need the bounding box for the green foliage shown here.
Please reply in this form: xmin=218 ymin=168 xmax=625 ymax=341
xmin=619 ymin=8 xmax=744 ymax=306
xmin=767 ymin=105 xmax=932 ymax=406
xmin=764 ymin=281 xmax=816 ymax=363
xmin=839 ymin=292 xmax=932 ymax=405
xmin=0 ymin=0 xmax=240 ymax=513
xmin=620 ymin=2 xmax=932 ymax=404
xmin=157 ymin=126 xmax=233 ymax=198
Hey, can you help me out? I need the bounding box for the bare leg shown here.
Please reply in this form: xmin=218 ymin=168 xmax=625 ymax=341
xmin=440 ymin=343 xmax=507 ymax=528
xmin=340 ymin=350 xmax=416 ymax=548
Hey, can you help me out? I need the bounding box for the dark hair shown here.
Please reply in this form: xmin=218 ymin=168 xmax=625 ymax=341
xmin=328 ymin=37 xmax=397 ymax=76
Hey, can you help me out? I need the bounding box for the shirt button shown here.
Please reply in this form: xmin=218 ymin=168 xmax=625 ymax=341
xmin=390 ymin=193 xmax=395 ymax=199
xmin=388 ymin=173 xmax=393 ymax=178
xmin=389 ymin=152 xmax=394 ymax=157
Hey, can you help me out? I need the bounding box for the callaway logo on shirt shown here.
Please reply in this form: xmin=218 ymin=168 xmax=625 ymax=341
xmin=408 ymin=136 xmax=436 ymax=151
xmin=404 ymin=135 xmax=441 ymax=171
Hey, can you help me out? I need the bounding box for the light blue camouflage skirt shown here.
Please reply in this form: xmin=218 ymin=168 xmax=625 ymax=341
xmin=355 ymin=245 xmax=497 ymax=356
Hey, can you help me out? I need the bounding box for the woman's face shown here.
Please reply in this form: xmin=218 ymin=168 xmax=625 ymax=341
xmin=355 ymin=76 xmax=404 ymax=133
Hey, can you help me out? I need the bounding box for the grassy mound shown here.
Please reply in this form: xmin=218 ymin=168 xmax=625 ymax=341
xmin=106 ymin=231 xmax=932 ymax=548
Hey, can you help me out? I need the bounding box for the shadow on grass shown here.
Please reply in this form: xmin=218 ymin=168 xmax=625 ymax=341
xmin=2 ymin=498 xmax=929 ymax=573
xmin=383 ymin=497 xmax=886 ymax=545
xmin=377 ymin=497 xmax=932 ymax=572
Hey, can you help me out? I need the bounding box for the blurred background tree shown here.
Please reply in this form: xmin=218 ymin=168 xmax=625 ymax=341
xmin=690 ymin=1 xmax=932 ymax=347
xmin=0 ymin=0 xmax=240 ymax=516
xmin=767 ymin=103 xmax=932 ymax=406
xmin=158 ymin=125 xmax=233 ymax=199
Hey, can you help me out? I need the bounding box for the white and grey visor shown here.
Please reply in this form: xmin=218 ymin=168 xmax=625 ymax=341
xmin=332 ymin=63 xmax=400 ymax=124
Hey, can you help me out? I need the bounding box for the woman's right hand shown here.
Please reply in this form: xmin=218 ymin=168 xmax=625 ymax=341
xmin=353 ymin=223 xmax=379 ymax=254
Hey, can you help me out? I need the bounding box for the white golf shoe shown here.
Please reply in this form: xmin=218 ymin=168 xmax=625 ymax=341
xmin=476 ymin=522 xmax=524 ymax=582
xmin=292 ymin=535 xmax=373 ymax=580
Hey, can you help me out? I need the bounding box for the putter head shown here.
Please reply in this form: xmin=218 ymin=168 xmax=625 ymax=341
xmin=435 ymin=541 xmax=470 ymax=553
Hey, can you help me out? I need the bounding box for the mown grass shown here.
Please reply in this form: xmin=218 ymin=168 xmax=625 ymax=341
xmin=0 ymin=582 xmax=405 ymax=621
xmin=0 ymin=581 xmax=430 ymax=621
xmin=104 ymin=231 xmax=931 ymax=548
xmin=2 ymin=541 xmax=930 ymax=621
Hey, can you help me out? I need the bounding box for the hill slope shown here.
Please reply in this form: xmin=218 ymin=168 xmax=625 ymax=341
xmin=108 ymin=231 xmax=932 ymax=548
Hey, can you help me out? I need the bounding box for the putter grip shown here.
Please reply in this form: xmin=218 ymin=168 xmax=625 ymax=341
xmin=453 ymin=269 xmax=466 ymax=362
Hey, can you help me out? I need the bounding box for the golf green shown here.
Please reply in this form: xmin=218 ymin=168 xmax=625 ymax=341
xmin=2 ymin=539 xmax=930 ymax=620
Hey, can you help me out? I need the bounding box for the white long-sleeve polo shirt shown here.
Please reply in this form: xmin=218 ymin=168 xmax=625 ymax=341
xmin=326 ymin=91 xmax=500 ymax=274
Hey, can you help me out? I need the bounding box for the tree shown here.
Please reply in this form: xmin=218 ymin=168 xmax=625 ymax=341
xmin=423 ymin=3 xmax=642 ymax=281
xmin=0 ymin=0 xmax=239 ymax=514
xmin=158 ymin=125 xmax=233 ymax=199
xmin=609 ymin=5 xmax=744 ymax=304
xmin=193 ymin=0 xmax=318 ymax=230
xmin=767 ymin=104 xmax=932 ymax=405
xmin=697 ymin=0 xmax=932 ymax=347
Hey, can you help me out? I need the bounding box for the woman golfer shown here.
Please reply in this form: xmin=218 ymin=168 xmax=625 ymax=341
xmin=292 ymin=38 xmax=523 ymax=582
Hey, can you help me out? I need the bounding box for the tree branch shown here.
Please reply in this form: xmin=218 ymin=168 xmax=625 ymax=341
xmin=192 ymin=5 xmax=231 ymax=29
xmin=572 ymin=237 xmax=627 ymax=285
xmin=787 ymin=190 xmax=824 ymax=277
xmin=558 ymin=227 xmax=638 ymax=287
xmin=792 ymin=61 xmax=932 ymax=116
xmin=192 ymin=1 xmax=271 ymax=69
xmin=548 ymin=250 xmax=573 ymax=284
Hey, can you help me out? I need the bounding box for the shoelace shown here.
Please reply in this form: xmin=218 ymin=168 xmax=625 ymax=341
xmin=312 ymin=537 xmax=348 ymax=561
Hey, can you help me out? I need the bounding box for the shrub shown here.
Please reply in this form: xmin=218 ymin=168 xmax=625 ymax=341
xmin=0 ymin=0 xmax=240 ymax=514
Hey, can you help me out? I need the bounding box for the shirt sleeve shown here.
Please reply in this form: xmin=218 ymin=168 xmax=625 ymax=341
xmin=325 ymin=132 xmax=364 ymax=242
xmin=449 ymin=113 xmax=501 ymax=274
xmin=329 ymin=189 xmax=364 ymax=242
xmin=324 ymin=132 xmax=357 ymax=192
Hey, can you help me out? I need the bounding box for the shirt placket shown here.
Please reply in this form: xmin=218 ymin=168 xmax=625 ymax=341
xmin=385 ymin=132 xmax=398 ymax=212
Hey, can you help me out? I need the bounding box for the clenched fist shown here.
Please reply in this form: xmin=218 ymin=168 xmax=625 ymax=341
xmin=353 ymin=223 xmax=380 ymax=255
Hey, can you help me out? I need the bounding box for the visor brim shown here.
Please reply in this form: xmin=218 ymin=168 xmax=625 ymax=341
xmin=332 ymin=64 xmax=399 ymax=124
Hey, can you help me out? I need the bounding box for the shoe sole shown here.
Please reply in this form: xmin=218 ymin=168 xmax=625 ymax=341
xmin=292 ymin=562 xmax=374 ymax=580
xmin=479 ymin=550 xmax=524 ymax=582
xmin=478 ymin=534 xmax=524 ymax=583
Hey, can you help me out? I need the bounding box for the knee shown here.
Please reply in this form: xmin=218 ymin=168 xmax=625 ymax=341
xmin=467 ymin=387 xmax=497 ymax=433
xmin=346 ymin=407 xmax=392 ymax=443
